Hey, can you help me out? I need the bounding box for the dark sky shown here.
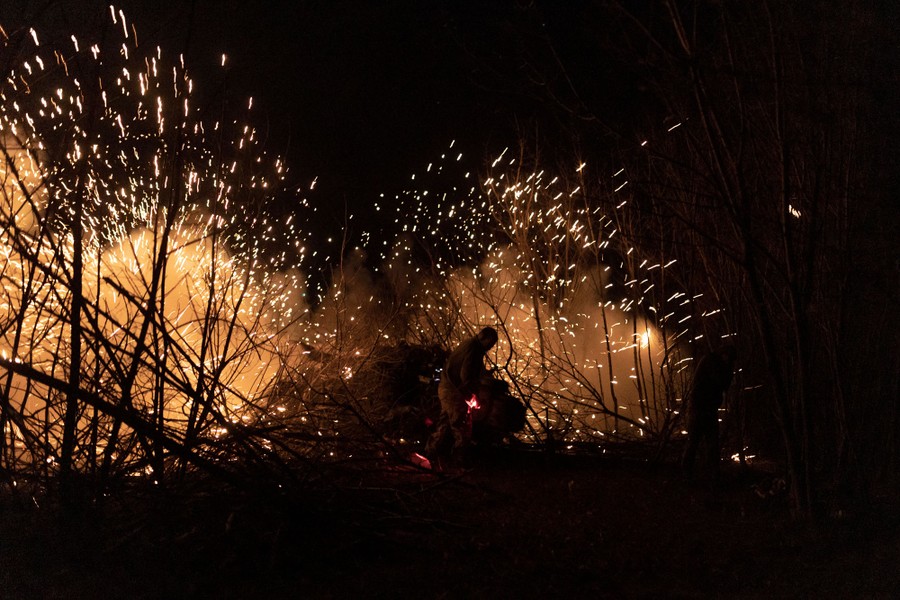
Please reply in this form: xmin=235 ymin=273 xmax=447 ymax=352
xmin=107 ymin=1 xmax=564 ymax=198
xmin=180 ymin=1 xmax=505 ymax=197
xmin=2 ymin=1 xmax=652 ymax=234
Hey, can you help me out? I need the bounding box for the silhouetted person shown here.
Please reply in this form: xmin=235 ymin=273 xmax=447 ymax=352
xmin=425 ymin=326 xmax=498 ymax=467
xmin=682 ymin=345 xmax=736 ymax=478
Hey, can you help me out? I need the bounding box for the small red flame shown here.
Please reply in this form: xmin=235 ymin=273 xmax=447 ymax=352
xmin=410 ymin=452 xmax=432 ymax=469
xmin=465 ymin=394 xmax=480 ymax=413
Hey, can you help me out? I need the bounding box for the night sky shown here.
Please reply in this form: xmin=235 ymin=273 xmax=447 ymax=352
xmin=163 ymin=0 xmax=643 ymax=201
xmin=0 ymin=0 xmax=672 ymax=310
xmin=170 ymin=1 xmax=510 ymax=198
xmin=2 ymin=1 xmax=654 ymax=225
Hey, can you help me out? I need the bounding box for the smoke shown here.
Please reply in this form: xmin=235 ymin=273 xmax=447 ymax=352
xmin=0 ymin=158 xmax=305 ymax=453
xmin=402 ymin=244 xmax=669 ymax=439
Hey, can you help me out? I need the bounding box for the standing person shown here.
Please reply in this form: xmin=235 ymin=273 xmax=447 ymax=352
xmin=681 ymin=345 xmax=737 ymax=478
xmin=425 ymin=327 xmax=498 ymax=467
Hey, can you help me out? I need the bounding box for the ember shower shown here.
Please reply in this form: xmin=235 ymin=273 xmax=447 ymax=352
xmin=0 ymin=10 xmax=714 ymax=484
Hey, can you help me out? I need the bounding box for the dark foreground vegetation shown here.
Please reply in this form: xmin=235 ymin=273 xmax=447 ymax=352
xmin=2 ymin=448 xmax=898 ymax=599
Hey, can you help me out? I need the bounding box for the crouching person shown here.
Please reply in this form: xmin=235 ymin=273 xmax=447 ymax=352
xmin=425 ymin=327 xmax=498 ymax=467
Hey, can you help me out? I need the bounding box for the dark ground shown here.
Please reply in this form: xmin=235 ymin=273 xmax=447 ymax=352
xmin=1 ymin=449 xmax=898 ymax=599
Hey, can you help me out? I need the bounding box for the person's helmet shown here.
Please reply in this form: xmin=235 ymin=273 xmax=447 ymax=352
xmin=477 ymin=326 xmax=499 ymax=349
